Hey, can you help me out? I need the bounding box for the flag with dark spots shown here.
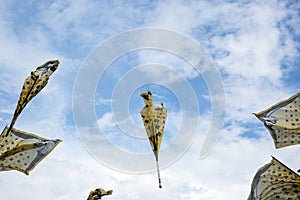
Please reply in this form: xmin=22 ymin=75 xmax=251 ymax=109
xmin=254 ymin=92 xmax=300 ymax=148
xmin=87 ymin=188 xmax=113 ymax=200
xmin=9 ymin=60 xmax=59 ymax=130
xmin=248 ymin=157 xmax=300 ymax=200
xmin=0 ymin=126 xmax=61 ymax=175
xmin=140 ymin=90 xmax=167 ymax=188
xmin=140 ymin=90 xmax=167 ymax=154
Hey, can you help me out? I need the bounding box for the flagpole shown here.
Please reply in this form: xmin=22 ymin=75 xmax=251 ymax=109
xmin=156 ymin=160 xmax=162 ymax=188
xmin=155 ymin=151 xmax=162 ymax=188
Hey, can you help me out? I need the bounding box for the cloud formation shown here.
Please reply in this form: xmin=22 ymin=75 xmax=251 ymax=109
xmin=0 ymin=0 xmax=299 ymax=199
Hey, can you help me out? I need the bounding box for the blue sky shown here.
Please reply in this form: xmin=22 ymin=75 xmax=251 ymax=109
xmin=0 ymin=0 xmax=300 ymax=199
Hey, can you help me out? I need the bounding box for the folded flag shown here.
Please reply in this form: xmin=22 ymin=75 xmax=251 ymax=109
xmin=140 ymin=90 xmax=167 ymax=188
xmin=9 ymin=60 xmax=59 ymax=131
xmin=0 ymin=126 xmax=61 ymax=175
xmin=248 ymin=156 xmax=300 ymax=200
xmin=254 ymin=92 xmax=300 ymax=148
xmin=87 ymin=188 xmax=113 ymax=200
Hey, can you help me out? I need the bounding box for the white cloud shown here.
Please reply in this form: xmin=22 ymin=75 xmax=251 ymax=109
xmin=95 ymin=97 xmax=112 ymax=106
xmin=36 ymin=0 xmax=154 ymax=54
xmin=137 ymin=50 xmax=199 ymax=81
xmin=97 ymin=112 xmax=115 ymax=130
xmin=139 ymin=0 xmax=299 ymax=124
xmin=0 ymin=0 xmax=300 ymax=199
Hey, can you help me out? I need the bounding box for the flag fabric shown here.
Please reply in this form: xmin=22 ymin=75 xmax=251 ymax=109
xmin=9 ymin=60 xmax=59 ymax=129
xmin=140 ymin=90 xmax=167 ymax=154
xmin=140 ymin=90 xmax=167 ymax=188
xmin=248 ymin=157 xmax=300 ymax=200
xmin=0 ymin=126 xmax=61 ymax=175
xmin=87 ymin=188 xmax=113 ymax=200
xmin=254 ymin=92 xmax=300 ymax=148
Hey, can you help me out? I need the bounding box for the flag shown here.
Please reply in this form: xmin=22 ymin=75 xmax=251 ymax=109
xmin=248 ymin=157 xmax=300 ymax=200
xmin=9 ymin=60 xmax=59 ymax=130
xmin=140 ymin=90 xmax=167 ymax=188
xmin=87 ymin=188 xmax=113 ymax=200
xmin=254 ymin=92 xmax=300 ymax=148
xmin=0 ymin=126 xmax=61 ymax=175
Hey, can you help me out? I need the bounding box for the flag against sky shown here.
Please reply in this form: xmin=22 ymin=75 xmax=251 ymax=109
xmin=1 ymin=1 xmax=300 ymax=199
xmin=254 ymin=92 xmax=300 ymax=148
xmin=247 ymin=156 xmax=300 ymax=200
xmin=87 ymin=188 xmax=113 ymax=200
xmin=9 ymin=60 xmax=59 ymax=130
xmin=140 ymin=90 xmax=167 ymax=188
xmin=0 ymin=126 xmax=61 ymax=175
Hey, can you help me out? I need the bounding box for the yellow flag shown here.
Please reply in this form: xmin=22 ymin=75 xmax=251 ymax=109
xmin=140 ymin=90 xmax=167 ymax=188
xmin=0 ymin=126 xmax=61 ymax=175
xmin=248 ymin=157 xmax=300 ymax=200
xmin=140 ymin=90 xmax=167 ymax=154
xmin=87 ymin=188 xmax=113 ymax=200
xmin=254 ymin=92 xmax=300 ymax=148
xmin=10 ymin=60 xmax=59 ymax=129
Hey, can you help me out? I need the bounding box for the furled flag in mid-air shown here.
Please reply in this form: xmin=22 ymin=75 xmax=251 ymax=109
xmin=8 ymin=60 xmax=59 ymax=133
xmin=254 ymin=92 xmax=300 ymax=148
xmin=140 ymin=90 xmax=167 ymax=188
xmin=0 ymin=126 xmax=61 ymax=175
xmin=248 ymin=156 xmax=300 ymax=200
xmin=87 ymin=188 xmax=113 ymax=200
xmin=0 ymin=60 xmax=61 ymax=175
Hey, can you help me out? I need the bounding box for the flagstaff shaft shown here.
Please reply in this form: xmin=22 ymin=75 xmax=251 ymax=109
xmin=156 ymin=160 xmax=162 ymax=188
xmin=155 ymin=152 xmax=162 ymax=188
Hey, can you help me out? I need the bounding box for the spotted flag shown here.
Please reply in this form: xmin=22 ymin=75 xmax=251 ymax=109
xmin=0 ymin=126 xmax=61 ymax=175
xmin=9 ymin=60 xmax=59 ymax=131
xmin=248 ymin=156 xmax=300 ymax=200
xmin=140 ymin=90 xmax=167 ymax=188
xmin=254 ymin=92 xmax=300 ymax=148
xmin=87 ymin=188 xmax=113 ymax=200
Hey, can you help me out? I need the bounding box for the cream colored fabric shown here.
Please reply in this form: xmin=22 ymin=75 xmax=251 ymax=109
xmin=140 ymin=90 xmax=167 ymax=188
xmin=248 ymin=157 xmax=300 ymax=200
xmin=87 ymin=188 xmax=113 ymax=200
xmin=140 ymin=90 xmax=167 ymax=154
xmin=0 ymin=126 xmax=61 ymax=175
xmin=0 ymin=60 xmax=61 ymax=175
xmin=255 ymin=92 xmax=300 ymax=148
xmin=10 ymin=60 xmax=59 ymax=128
